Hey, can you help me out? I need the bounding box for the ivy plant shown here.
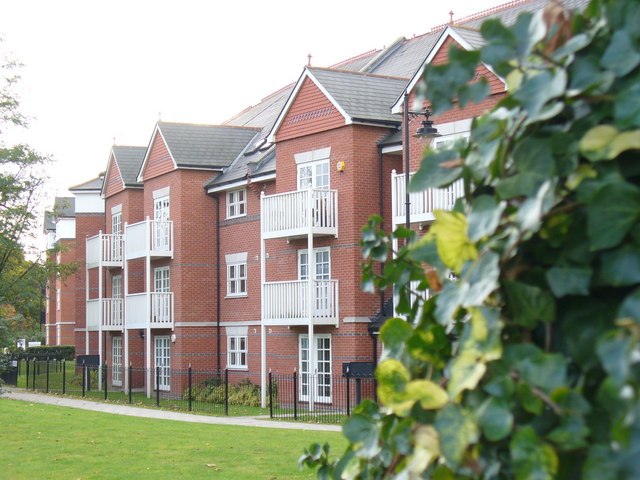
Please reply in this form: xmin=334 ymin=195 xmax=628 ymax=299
xmin=300 ymin=0 xmax=640 ymax=478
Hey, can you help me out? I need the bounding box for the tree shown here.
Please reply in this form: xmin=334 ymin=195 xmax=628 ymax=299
xmin=0 ymin=40 xmax=73 ymax=348
xmin=301 ymin=0 xmax=640 ymax=477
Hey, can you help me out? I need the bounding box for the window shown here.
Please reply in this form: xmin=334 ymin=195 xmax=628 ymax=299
xmin=112 ymin=275 xmax=122 ymax=298
xmin=154 ymin=336 xmax=170 ymax=391
xmin=299 ymin=334 xmax=331 ymax=402
xmin=111 ymin=211 xmax=122 ymax=235
xmin=298 ymin=160 xmax=329 ymax=190
xmin=112 ymin=336 xmax=122 ymax=387
xmin=298 ymin=248 xmax=330 ymax=281
xmin=226 ymin=189 xmax=246 ymax=219
xmin=226 ymin=253 xmax=247 ymax=297
xmin=153 ymin=193 xmax=171 ymax=251
xmin=153 ymin=195 xmax=170 ymax=220
xmin=227 ymin=336 xmax=247 ymax=369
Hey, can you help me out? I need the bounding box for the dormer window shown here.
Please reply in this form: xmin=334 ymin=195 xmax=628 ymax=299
xmin=227 ymin=189 xmax=246 ymax=219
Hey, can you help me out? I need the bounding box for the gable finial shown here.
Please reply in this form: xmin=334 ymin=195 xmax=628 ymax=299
xmin=158 ymin=112 xmax=162 ymax=122
xmin=307 ymin=53 xmax=312 ymax=66
xmin=449 ymin=10 xmax=455 ymax=24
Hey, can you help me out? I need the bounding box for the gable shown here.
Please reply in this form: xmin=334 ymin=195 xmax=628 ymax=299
xmin=275 ymin=77 xmax=345 ymax=143
xmin=140 ymin=131 xmax=175 ymax=181
xmin=104 ymin=156 xmax=124 ymax=198
xmin=431 ymin=37 xmax=503 ymax=95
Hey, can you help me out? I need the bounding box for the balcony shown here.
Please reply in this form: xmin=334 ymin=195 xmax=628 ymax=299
xmin=262 ymin=279 xmax=339 ymax=326
xmin=125 ymin=218 xmax=173 ymax=260
xmin=261 ymin=189 xmax=338 ymax=240
xmin=392 ymin=171 xmax=464 ymax=226
xmin=86 ymin=298 xmax=124 ymax=331
xmin=86 ymin=233 xmax=124 ymax=269
xmin=125 ymin=292 xmax=174 ymax=330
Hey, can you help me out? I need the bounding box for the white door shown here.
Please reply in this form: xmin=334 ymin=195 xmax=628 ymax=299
xmin=153 ymin=268 xmax=170 ymax=324
xmin=112 ymin=336 xmax=122 ymax=387
xmin=153 ymin=196 xmax=170 ymax=250
xmin=299 ymin=249 xmax=332 ymax=317
xmin=111 ymin=212 xmax=123 ymax=260
xmin=154 ymin=336 xmax=170 ymax=391
xmin=299 ymin=334 xmax=331 ymax=403
xmin=112 ymin=275 xmax=123 ymax=325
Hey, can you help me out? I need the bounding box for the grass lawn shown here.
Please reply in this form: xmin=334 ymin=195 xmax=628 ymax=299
xmin=0 ymin=398 xmax=346 ymax=480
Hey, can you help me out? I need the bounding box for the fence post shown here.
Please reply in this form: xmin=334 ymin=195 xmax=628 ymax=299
xmin=25 ymin=359 xmax=29 ymax=390
xmin=87 ymin=365 xmax=91 ymax=391
xmin=156 ymin=367 xmax=160 ymax=407
xmin=62 ymin=359 xmax=66 ymax=395
xmin=224 ymin=369 xmax=229 ymax=416
xmin=268 ymin=371 xmax=273 ymax=418
xmin=103 ymin=363 xmax=108 ymax=400
xmin=346 ymin=375 xmax=350 ymax=417
xmin=128 ymin=364 xmax=132 ymax=404
xmin=188 ymin=365 xmax=192 ymax=412
xmin=355 ymin=378 xmax=362 ymax=405
xmin=33 ymin=360 xmax=37 ymax=390
xmin=293 ymin=369 xmax=298 ymax=421
xmin=82 ymin=364 xmax=86 ymax=397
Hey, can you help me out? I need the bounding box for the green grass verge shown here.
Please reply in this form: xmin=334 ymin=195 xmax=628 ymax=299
xmin=0 ymin=398 xmax=346 ymax=480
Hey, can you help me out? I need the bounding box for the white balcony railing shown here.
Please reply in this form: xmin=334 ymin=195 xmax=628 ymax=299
xmin=86 ymin=299 xmax=100 ymax=331
xmin=124 ymin=292 xmax=174 ymax=329
xmin=125 ymin=218 xmax=173 ymax=260
xmin=392 ymin=170 xmax=464 ymax=225
xmin=263 ymin=279 xmax=339 ymax=325
xmin=102 ymin=298 xmax=123 ymax=329
xmin=261 ymin=189 xmax=338 ymax=239
xmin=86 ymin=233 xmax=124 ymax=268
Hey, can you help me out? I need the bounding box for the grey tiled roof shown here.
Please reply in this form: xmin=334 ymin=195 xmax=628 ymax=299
xmin=308 ymin=67 xmax=408 ymax=124
xmin=157 ymin=122 xmax=261 ymax=169
xmin=69 ymin=176 xmax=103 ymax=192
xmin=43 ymin=211 xmax=56 ymax=232
xmin=54 ymin=197 xmax=75 ymax=217
xmin=205 ymin=86 xmax=293 ymax=188
xmin=112 ymin=146 xmax=146 ymax=187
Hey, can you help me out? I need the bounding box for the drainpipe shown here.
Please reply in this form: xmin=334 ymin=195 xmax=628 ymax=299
xmin=215 ymin=195 xmax=221 ymax=373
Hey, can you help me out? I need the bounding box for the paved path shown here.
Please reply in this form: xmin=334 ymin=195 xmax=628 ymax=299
xmin=0 ymin=388 xmax=341 ymax=432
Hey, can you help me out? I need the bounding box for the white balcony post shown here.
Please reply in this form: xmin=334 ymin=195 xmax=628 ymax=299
xmin=145 ymin=216 xmax=152 ymax=397
xmin=307 ymin=187 xmax=315 ymax=411
xmin=85 ymin=236 xmax=90 ymax=355
xmin=123 ymin=221 xmax=129 ymax=392
xmin=260 ymin=191 xmax=267 ymax=408
xmin=98 ymin=237 xmax=103 ymax=388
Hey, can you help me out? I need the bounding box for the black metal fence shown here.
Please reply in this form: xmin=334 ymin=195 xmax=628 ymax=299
xmin=268 ymin=371 xmax=377 ymax=423
xmin=17 ymin=360 xmax=378 ymax=424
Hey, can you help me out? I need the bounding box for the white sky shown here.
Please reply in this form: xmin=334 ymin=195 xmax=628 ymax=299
xmin=1 ymin=0 xmax=500 ymax=205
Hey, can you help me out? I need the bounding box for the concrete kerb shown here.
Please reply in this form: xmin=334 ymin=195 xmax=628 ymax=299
xmin=0 ymin=388 xmax=342 ymax=432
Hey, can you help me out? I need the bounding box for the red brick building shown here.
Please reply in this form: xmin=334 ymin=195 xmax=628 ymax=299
xmin=44 ymin=0 xmax=588 ymax=401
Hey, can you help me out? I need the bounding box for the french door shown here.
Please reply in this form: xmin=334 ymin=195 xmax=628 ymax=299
xmin=112 ymin=336 xmax=122 ymax=387
xmin=153 ymin=196 xmax=171 ymax=250
xmin=154 ymin=336 xmax=170 ymax=391
xmin=299 ymin=334 xmax=331 ymax=403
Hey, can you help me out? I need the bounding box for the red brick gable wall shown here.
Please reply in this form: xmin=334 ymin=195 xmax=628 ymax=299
xmin=141 ymin=132 xmax=175 ymax=181
xmin=104 ymin=157 xmax=125 ymax=197
xmin=275 ymin=77 xmax=345 ymax=143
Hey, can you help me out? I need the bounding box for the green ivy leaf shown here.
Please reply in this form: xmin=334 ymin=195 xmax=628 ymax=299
xmin=504 ymin=280 xmax=556 ymax=328
xmin=599 ymin=244 xmax=640 ymax=286
xmin=617 ymin=287 xmax=640 ymax=323
xmin=518 ymin=382 xmax=543 ymax=414
xmin=510 ymin=426 xmax=558 ymax=480
xmin=468 ymin=196 xmax=506 ymax=241
xmin=546 ymin=266 xmax=592 ymax=297
xmin=582 ymin=444 xmax=619 ymax=480
xmin=519 ymin=352 xmax=567 ymax=393
xmin=406 ymin=380 xmax=448 ymax=410
xmin=380 ymin=318 xmax=413 ymax=352
xmin=601 ymin=30 xmax=640 ymax=77
xmin=462 ymin=251 xmax=501 ymax=307
xmin=410 ymin=149 xmax=462 ymax=191
xmin=430 ymin=210 xmax=478 ymax=272
xmin=478 ymin=397 xmax=513 ymax=441
xmin=435 ymin=404 xmax=479 ymax=468
xmin=448 ymin=352 xmax=487 ymax=399
xmin=376 ymin=359 xmax=410 ymax=405
xmin=342 ymin=414 xmax=380 ymax=459
xmin=587 ymin=180 xmax=640 ymax=250
xmin=596 ymin=332 xmax=631 ymax=386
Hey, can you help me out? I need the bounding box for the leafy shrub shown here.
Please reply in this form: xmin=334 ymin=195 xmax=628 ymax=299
xmin=302 ymin=0 xmax=640 ymax=478
xmin=21 ymin=345 xmax=75 ymax=360
xmin=185 ymin=376 xmax=277 ymax=407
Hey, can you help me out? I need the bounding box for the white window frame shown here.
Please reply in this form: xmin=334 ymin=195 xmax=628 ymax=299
xmin=154 ymin=335 xmax=170 ymax=391
xmin=112 ymin=336 xmax=122 ymax=387
xmin=154 ymin=267 xmax=170 ymax=293
xmin=298 ymin=247 xmax=331 ymax=281
xmin=227 ymin=336 xmax=248 ymax=369
xmin=112 ymin=275 xmax=122 ymax=298
xmin=299 ymin=334 xmax=332 ymax=403
xmin=111 ymin=211 xmax=122 ymax=235
xmin=297 ymin=159 xmax=330 ymax=191
xmin=226 ymin=188 xmax=247 ymax=219
xmin=226 ymin=252 xmax=247 ymax=297
xmin=154 ymin=195 xmax=170 ymax=221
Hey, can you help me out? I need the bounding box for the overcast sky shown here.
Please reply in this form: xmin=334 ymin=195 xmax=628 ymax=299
xmin=1 ymin=0 xmax=500 ymax=206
